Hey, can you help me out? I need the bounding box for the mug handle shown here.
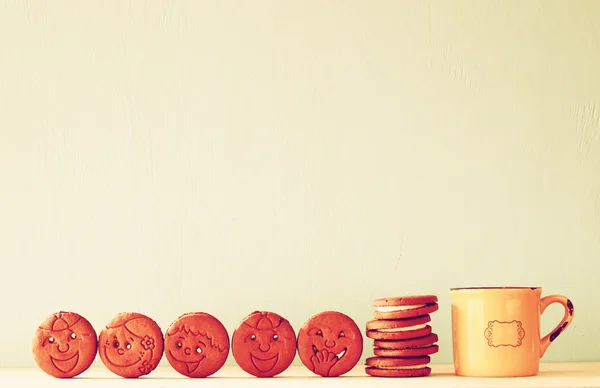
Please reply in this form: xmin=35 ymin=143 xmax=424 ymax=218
xmin=539 ymin=295 xmax=574 ymax=358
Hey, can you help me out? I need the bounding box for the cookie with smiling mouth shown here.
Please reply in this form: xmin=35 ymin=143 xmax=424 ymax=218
xmin=297 ymin=311 xmax=363 ymax=377
xmin=50 ymin=353 xmax=80 ymax=374
xmin=33 ymin=311 xmax=98 ymax=378
xmin=98 ymin=312 xmax=164 ymax=378
xmin=164 ymin=312 xmax=230 ymax=378
xmin=250 ymin=353 xmax=279 ymax=373
xmin=311 ymin=344 xmax=346 ymax=359
xmin=167 ymin=353 xmax=205 ymax=375
xmin=231 ymin=311 xmax=297 ymax=378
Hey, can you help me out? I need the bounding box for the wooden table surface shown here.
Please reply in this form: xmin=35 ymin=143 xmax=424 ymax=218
xmin=2 ymin=363 xmax=600 ymax=387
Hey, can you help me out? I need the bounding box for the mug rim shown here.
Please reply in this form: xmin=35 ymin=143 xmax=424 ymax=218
xmin=450 ymin=286 xmax=541 ymax=291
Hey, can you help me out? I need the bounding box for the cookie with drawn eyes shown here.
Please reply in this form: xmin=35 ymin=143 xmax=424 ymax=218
xmin=297 ymin=311 xmax=363 ymax=377
xmin=231 ymin=311 xmax=297 ymax=378
xmin=165 ymin=312 xmax=230 ymax=378
xmin=98 ymin=312 xmax=164 ymax=378
xmin=33 ymin=311 xmax=98 ymax=378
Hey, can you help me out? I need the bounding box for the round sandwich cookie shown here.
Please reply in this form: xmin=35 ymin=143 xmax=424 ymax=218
xmin=365 ymin=356 xmax=431 ymax=378
xmin=373 ymin=295 xmax=438 ymax=320
xmin=297 ymin=311 xmax=363 ymax=377
xmin=373 ymin=333 xmax=439 ymax=349
xmin=33 ymin=312 xmax=98 ymax=378
xmin=374 ymin=344 xmax=439 ymax=357
xmin=98 ymin=312 xmax=164 ymax=378
xmin=366 ymin=315 xmax=432 ymax=341
xmin=165 ymin=312 xmax=230 ymax=378
xmin=231 ymin=311 xmax=297 ymax=377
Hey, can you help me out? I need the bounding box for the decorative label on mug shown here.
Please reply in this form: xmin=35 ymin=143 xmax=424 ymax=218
xmin=484 ymin=320 xmax=525 ymax=347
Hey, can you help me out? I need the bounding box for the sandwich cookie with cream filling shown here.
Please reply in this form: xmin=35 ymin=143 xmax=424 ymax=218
xmin=366 ymin=315 xmax=431 ymax=341
xmin=374 ymin=344 xmax=438 ymax=357
xmin=373 ymin=333 xmax=438 ymax=350
xmin=365 ymin=356 xmax=431 ymax=377
xmin=372 ymin=295 xmax=438 ymax=320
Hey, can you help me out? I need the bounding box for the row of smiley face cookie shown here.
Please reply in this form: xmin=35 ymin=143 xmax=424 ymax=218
xmin=33 ymin=310 xmax=364 ymax=379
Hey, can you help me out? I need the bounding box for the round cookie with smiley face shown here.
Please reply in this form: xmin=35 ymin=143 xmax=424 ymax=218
xmin=32 ymin=311 xmax=98 ymax=378
xmin=231 ymin=311 xmax=297 ymax=377
xmin=98 ymin=312 xmax=164 ymax=378
xmin=165 ymin=312 xmax=230 ymax=378
xmin=297 ymin=311 xmax=363 ymax=377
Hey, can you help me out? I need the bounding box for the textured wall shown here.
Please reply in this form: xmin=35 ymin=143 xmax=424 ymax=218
xmin=0 ymin=0 xmax=599 ymax=368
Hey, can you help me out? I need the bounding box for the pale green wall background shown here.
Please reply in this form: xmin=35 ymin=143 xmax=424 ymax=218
xmin=1 ymin=0 xmax=599 ymax=368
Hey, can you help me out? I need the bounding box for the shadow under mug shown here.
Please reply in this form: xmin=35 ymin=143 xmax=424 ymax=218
xmin=450 ymin=287 xmax=574 ymax=377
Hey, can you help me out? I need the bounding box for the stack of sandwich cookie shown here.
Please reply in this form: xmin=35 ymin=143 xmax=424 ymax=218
xmin=365 ymin=295 xmax=439 ymax=378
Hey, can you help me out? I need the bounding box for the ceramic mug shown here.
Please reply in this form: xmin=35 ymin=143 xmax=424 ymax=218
xmin=450 ymin=287 xmax=574 ymax=377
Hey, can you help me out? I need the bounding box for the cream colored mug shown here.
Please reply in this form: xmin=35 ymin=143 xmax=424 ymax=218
xmin=450 ymin=287 xmax=574 ymax=377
